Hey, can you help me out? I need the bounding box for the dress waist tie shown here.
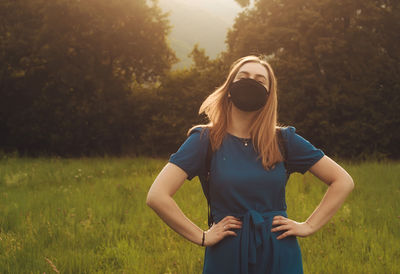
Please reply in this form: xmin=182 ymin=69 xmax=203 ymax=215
xmin=238 ymin=209 xmax=288 ymax=274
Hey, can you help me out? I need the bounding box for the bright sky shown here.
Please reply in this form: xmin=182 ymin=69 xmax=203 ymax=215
xmin=157 ymin=0 xmax=244 ymax=67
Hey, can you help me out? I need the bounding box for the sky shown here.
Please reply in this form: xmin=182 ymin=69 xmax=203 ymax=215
xmin=158 ymin=0 xmax=245 ymax=68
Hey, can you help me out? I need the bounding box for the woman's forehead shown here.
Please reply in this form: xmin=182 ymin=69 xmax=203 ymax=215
xmin=236 ymin=62 xmax=268 ymax=78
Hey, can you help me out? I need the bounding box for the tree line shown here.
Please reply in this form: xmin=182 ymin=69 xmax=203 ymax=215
xmin=0 ymin=0 xmax=399 ymax=160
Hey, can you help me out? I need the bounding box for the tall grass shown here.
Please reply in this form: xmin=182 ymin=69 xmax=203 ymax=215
xmin=0 ymin=157 xmax=398 ymax=273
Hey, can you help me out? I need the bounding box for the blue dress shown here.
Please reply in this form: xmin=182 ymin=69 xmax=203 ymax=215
xmin=168 ymin=126 xmax=324 ymax=274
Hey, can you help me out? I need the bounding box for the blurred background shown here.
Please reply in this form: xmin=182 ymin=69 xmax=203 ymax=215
xmin=1 ymin=0 xmax=399 ymax=160
xmin=1 ymin=1 xmax=399 ymax=273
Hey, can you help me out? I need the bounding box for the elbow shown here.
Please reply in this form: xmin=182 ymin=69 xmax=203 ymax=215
xmin=146 ymin=191 xmax=169 ymax=209
xmin=348 ymin=176 xmax=355 ymax=191
xmin=331 ymin=173 xmax=354 ymax=193
xmin=343 ymin=174 xmax=355 ymax=192
xmin=146 ymin=192 xmax=156 ymax=208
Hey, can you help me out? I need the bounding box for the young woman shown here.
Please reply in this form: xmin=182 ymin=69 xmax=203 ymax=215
xmin=146 ymin=55 xmax=354 ymax=273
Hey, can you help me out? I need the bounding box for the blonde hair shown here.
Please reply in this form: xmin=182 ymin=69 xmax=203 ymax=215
xmin=188 ymin=55 xmax=284 ymax=170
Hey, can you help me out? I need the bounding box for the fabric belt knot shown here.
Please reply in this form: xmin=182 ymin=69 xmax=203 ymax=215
xmin=239 ymin=209 xmax=287 ymax=274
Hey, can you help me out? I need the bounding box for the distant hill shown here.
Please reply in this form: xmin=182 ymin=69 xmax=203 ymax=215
xmin=158 ymin=0 xmax=242 ymax=69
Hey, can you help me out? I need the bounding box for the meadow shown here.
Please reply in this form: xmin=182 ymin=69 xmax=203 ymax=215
xmin=0 ymin=156 xmax=399 ymax=273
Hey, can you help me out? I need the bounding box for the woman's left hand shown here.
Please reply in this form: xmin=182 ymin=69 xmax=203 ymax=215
xmin=270 ymin=216 xmax=314 ymax=240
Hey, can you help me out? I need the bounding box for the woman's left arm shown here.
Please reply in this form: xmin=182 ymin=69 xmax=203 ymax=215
xmin=271 ymin=155 xmax=354 ymax=239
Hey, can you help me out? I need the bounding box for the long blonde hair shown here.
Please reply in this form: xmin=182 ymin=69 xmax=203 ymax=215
xmin=188 ymin=55 xmax=284 ymax=170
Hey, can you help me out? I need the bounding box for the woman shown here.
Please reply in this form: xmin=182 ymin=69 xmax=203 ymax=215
xmin=146 ymin=55 xmax=354 ymax=273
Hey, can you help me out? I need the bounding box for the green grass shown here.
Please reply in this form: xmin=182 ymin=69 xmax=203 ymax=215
xmin=0 ymin=157 xmax=399 ymax=273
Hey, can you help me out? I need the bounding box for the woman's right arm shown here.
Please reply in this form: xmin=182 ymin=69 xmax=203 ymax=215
xmin=146 ymin=162 xmax=204 ymax=245
xmin=146 ymin=162 xmax=242 ymax=246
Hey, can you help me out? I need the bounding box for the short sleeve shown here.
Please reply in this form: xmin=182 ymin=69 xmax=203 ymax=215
xmin=168 ymin=127 xmax=209 ymax=180
xmin=281 ymin=126 xmax=325 ymax=174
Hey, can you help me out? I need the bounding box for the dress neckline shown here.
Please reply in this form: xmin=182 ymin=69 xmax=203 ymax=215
xmin=226 ymin=131 xmax=251 ymax=141
xmin=226 ymin=132 xmax=252 ymax=146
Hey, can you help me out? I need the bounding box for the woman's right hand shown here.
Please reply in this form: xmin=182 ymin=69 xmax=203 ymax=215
xmin=204 ymin=216 xmax=242 ymax=246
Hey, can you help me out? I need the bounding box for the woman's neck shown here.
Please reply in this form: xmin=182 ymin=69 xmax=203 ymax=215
xmin=227 ymin=105 xmax=258 ymax=139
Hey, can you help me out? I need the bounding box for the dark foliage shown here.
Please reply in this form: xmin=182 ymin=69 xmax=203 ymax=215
xmin=0 ymin=0 xmax=399 ymax=160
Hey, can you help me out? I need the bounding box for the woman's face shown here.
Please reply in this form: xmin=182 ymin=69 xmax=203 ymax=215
xmin=233 ymin=62 xmax=270 ymax=91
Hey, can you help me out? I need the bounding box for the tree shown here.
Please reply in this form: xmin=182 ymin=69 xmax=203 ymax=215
xmin=0 ymin=0 xmax=176 ymax=156
xmin=225 ymin=0 xmax=400 ymax=159
xmin=138 ymin=45 xmax=228 ymax=156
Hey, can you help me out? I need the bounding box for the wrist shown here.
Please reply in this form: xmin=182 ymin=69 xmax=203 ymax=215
xmin=201 ymin=230 xmax=206 ymax=246
xmin=305 ymin=220 xmax=316 ymax=234
xmin=200 ymin=229 xmax=209 ymax=247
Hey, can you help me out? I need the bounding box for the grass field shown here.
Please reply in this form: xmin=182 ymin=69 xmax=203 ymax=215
xmin=0 ymin=156 xmax=399 ymax=273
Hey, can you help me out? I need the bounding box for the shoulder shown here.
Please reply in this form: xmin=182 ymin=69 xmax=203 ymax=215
xmin=188 ymin=125 xmax=210 ymax=139
xmin=278 ymin=125 xmax=318 ymax=152
xmin=169 ymin=126 xmax=210 ymax=181
xmin=277 ymin=125 xmax=325 ymax=174
xmin=278 ymin=125 xmax=313 ymax=146
xmin=174 ymin=125 xmax=210 ymax=151
xmin=277 ymin=125 xmax=296 ymax=140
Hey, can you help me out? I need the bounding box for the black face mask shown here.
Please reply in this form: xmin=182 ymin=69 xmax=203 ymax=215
xmin=228 ymin=78 xmax=270 ymax=112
